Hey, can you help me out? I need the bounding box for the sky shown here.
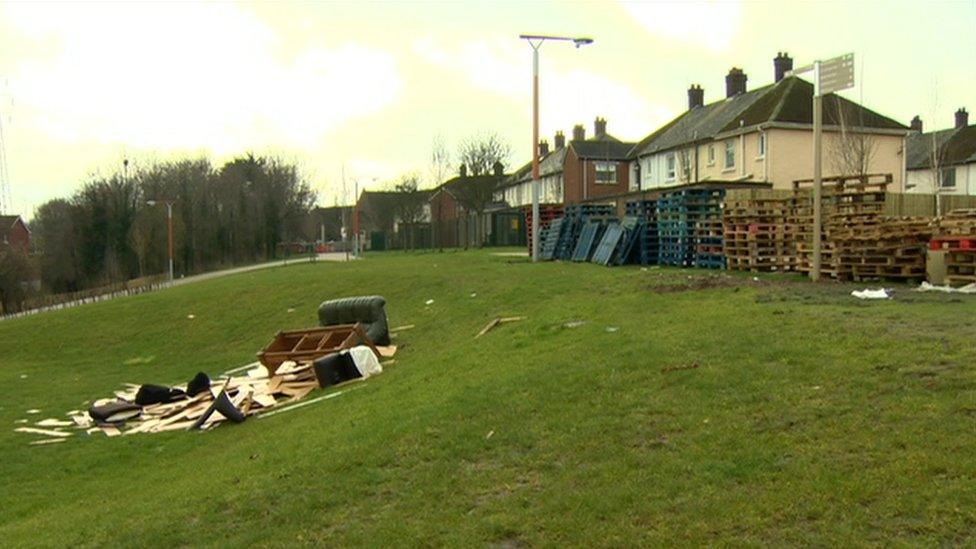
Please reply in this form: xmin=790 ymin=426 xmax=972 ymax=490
xmin=0 ymin=0 xmax=974 ymax=217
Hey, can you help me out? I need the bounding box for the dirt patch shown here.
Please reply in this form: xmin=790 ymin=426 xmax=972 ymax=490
xmin=647 ymin=272 xmax=788 ymax=293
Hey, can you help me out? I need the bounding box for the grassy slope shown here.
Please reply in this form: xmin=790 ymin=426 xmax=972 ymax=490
xmin=1 ymin=250 xmax=975 ymax=546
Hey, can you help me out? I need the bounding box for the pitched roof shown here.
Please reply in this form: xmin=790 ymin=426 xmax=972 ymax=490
xmin=907 ymin=125 xmax=976 ymax=170
xmin=570 ymin=133 xmax=636 ymax=160
xmin=502 ymin=147 xmax=567 ymax=189
xmin=0 ymin=215 xmax=26 ymax=236
xmin=632 ymin=76 xmax=906 ymax=158
xmin=430 ymin=174 xmax=507 ymax=200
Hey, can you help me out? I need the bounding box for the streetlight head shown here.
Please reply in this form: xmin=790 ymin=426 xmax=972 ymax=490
xmin=573 ymin=37 xmax=594 ymax=48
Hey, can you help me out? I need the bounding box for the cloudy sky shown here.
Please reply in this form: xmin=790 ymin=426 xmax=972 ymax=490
xmin=0 ymin=0 xmax=973 ymax=216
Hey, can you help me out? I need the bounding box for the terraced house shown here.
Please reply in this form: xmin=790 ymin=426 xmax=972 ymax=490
xmin=905 ymin=108 xmax=976 ymax=194
xmin=628 ymin=53 xmax=910 ymax=191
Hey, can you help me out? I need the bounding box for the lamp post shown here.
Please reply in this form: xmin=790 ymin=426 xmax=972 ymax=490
xmin=146 ymin=199 xmax=175 ymax=282
xmin=519 ymin=34 xmax=593 ymax=262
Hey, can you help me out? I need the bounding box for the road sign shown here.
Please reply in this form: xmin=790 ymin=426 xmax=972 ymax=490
xmin=817 ymin=53 xmax=854 ymax=95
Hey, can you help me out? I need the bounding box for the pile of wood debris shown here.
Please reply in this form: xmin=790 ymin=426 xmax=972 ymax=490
xmin=16 ymin=346 xmax=396 ymax=446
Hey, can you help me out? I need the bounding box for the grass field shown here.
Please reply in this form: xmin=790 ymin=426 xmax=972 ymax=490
xmin=2 ymin=249 xmax=975 ymax=546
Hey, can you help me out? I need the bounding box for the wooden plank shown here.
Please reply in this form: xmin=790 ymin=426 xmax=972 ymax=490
xmin=15 ymin=427 xmax=72 ymax=438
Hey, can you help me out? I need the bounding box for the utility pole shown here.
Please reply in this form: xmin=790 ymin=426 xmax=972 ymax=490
xmin=146 ymin=199 xmax=175 ymax=282
xmin=519 ymin=34 xmax=593 ymax=262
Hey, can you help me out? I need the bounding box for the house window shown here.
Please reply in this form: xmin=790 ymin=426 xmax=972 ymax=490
xmin=680 ymin=152 xmax=691 ymax=180
xmin=595 ymin=161 xmax=617 ymax=184
xmin=666 ymin=154 xmax=676 ymax=181
xmin=707 ymin=145 xmax=715 ymax=165
xmin=757 ymin=132 xmax=766 ymax=157
xmin=941 ymin=168 xmax=956 ymax=188
xmin=724 ymin=140 xmax=735 ymax=169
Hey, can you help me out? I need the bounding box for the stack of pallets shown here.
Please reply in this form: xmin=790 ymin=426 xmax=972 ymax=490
xmin=831 ymin=216 xmax=932 ymax=281
xmin=791 ymin=175 xmax=890 ymax=278
xmin=525 ymin=204 xmax=564 ymax=255
xmin=932 ymin=209 xmax=976 ymax=286
xmin=624 ymin=200 xmax=658 ymax=265
xmin=539 ymin=217 xmax=566 ymax=260
xmin=723 ymin=197 xmax=794 ymax=272
xmin=657 ymin=188 xmax=724 ymax=267
xmin=559 ymin=204 xmax=616 ymax=260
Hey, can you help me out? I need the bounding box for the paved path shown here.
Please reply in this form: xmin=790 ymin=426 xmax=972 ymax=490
xmin=0 ymin=253 xmax=351 ymax=322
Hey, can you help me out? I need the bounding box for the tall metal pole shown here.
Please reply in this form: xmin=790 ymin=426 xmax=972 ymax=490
xmin=166 ymin=202 xmax=174 ymax=282
xmin=531 ymin=45 xmax=540 ymax=263
xmin=811 ymin=60 xmax=823 ymax=282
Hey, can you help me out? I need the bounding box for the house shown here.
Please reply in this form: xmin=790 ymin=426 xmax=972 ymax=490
xmin=496 ymin=137 xmax=567 ymax=208
xmin=494 ymin=117 xmax=634 ymax=207
xmin=905 ymin=109 xmax=976 ymax=194
xmin=563 ymin=118 xmax=636 ymax=203
xmin=355 ymin=189 xmax=433 ymax=250
xmin=629 ymin=53 xmax=909 ymax=191
xmin=303 ymin=205 xmax=352 ymax=243
xmin=0 ymin=215 xmax=30 ymax=255
xmin=429 ymin=162 xmax=510 ymax=248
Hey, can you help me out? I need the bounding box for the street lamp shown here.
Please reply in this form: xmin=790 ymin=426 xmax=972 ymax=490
xmin=146 ymin=199 xmax=175 ymax=282
xmin=519 ymin=34 xmax=593 ymax=262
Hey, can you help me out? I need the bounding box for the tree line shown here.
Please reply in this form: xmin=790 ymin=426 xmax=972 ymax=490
xmin=27 ymin=153 xmax=314 ymax=296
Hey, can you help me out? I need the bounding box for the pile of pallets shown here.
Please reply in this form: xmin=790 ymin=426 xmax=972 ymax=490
xmin=831 ymin=216 xmax=932 ymax=281
xmin=723 ymin=196 xmax=794 ymax=272
xmin=791 ymin=175 xmax=890 ymax=278
xmin=657 ymin=188 xmax=724 ymax=267
xmin=525 ymin=204 xmax=564 ymax=255
xmin=557 ymin=204 xmax=616 ymax=260
xmin=624 ymin=200 xmax=658 ymax=265
xmin=932 ymin=209 xmax=976 ymax=286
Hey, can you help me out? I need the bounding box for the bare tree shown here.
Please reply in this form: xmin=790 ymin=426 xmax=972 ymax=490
xmin=828 ymin=96 xmax=877 ymax=179
xmin=458 ymin=133 xmax=511 ymax=176
xmin=430 ymin=135 xmax=452 ymax=187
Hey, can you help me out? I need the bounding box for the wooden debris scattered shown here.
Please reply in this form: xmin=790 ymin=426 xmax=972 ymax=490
xmin=257 ymin=323 xmax=378 ymax=374
xmin=15 ymin=427 xmax=72 ymax=438
xmin=475 ymin=316 xmax=526 ymax=339
xmin=30 ymin=439 xmax=66 ymax=446
xmin=390 ymin=324 xmax=415 ymax=332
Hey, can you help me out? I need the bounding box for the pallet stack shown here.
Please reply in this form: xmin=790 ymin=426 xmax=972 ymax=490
xmin=831 ymin=216 xmax=932 ymax=281
xmin=791 ymin=175 xmax=890 ymax=278
xmin=559 ymin=204 xmax=616 ymax=260
xmin=722 ymin=196 xmax=795 ymax=272
xmin=624 ymin=200 xmax=658 ymax=265
xmin=656 ymin=188 xmax=724 ymax=267
xmin=524 ymin=204 xmax=564 ymax=255
xmin=932 ymin=209 xmax=976 ymax=286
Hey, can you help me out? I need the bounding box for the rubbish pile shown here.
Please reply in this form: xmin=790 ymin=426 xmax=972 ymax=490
xmin=16 ymin=296 xmax=398 ymax=445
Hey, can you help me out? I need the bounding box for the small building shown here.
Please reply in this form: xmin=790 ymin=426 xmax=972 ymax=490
xmin=429 ymin=163 xmax=510 ymax=248
xmin=355 ymin=189 xmax=433 ymax=250
xmin=0 ymin=215 xmax=30 ymax=255
xmin=629 ymin=53 xmax=908 ymax=191
xmin=905 ymin=109 xmax=976 ymax=194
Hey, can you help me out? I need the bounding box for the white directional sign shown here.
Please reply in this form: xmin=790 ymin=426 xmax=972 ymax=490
xmin=818 ymin=53 xmax=854 ymax=94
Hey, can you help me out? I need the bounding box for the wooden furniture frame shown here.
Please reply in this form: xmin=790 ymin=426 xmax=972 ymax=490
xmin=257 ymin=323 xmax=377 ymax=374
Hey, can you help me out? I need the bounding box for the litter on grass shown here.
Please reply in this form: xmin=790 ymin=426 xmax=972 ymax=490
xmin=916 ymin=281 xmax=976 ymax=294
xmin=852 ymin=288 xmax=890 ymax=299
xmin=15 ymin=296 xmax=402 ymax=445
xmin=475 ymin=316 xmax=525 ymax=338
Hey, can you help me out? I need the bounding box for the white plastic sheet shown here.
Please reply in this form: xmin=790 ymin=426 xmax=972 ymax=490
xmin=348 ymin=345 xmax=382 ymax=378
xmin=916 ymin=281 xmax=976 ymax=294
xmin=851 ymin=288 xmax=890 ymax=299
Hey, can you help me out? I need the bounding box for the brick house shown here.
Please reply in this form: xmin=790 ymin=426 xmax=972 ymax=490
xmin=0 ymin=215 xmax=30 ymax=254
xmin=429 ymin=163 xmax=508 ymax=248
xmin=563 ymin=118 xmax=635 ymax=204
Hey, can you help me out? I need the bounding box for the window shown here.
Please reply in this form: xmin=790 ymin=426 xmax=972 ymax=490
xmin=665 ymin=154 xmax=676 ymax=181
xmin=680 ymin=153 xmax=691 ymax=180
xmin=941 ymin=168 xmax=956 ymax=188
xmin=595 ymin=161 xmax=617 ymax=184
xmin=724 ymin=140 xmax=735 ymax=169
xmin=757 ymin=132 xmax=766 ymax=157
xmin=707 ymin=145 xmax=715 ymax=165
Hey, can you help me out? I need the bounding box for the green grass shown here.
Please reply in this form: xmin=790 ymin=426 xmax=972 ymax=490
xmin=2 ymin=249 xmax=976 ymax=546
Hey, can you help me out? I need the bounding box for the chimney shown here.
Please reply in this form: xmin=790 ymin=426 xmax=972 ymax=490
xmin=594 ymin=117 xmax=607 ymax=138
xmin=572 ymin=124 xmax=585 ymax=141
xmin=554 ymin=131 xmax=566 ymax=149
xmin=910 ymin=115 xmax=923 ymax=133
xmin=539 ymin=139 xmax=550 ymax=156
xmin=492 ymin=161 xmax=504 ymax=176
xmin=773 ymin=52 xmax=793 ymax=83
xmin=459 ymin=163 xmax=467 ymax=177
xmin=956 ymin=108 xmax=969 ymax=129
xmin=725 ymin=67 xmax=747 ymax=98
xmin=688 ymin=84 xmax=704 ymax=109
